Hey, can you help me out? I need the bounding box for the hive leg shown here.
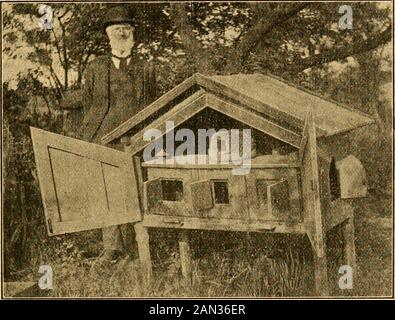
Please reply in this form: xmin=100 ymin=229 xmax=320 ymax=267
xmin=313 ymin=248 xmax=329 ymax=296
xmin=308 ymin=230 xmax=329 ymax=296
xmin=179 ymin=230 xmax=192 ymax=286
xmin=134 ymin=222 xmax=152 ymax=286
xmin=343 ymin=216 xmax=357 ymax=276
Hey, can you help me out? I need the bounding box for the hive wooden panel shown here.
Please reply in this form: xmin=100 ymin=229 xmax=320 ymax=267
xmin=245 ymin=167 xmax=301 ymax=222
xmin=144 ymin=168 xmax=195 ymax=217
xmin=48 ymin=148 xmax=108 ymax=222
xmin=300 ymin=112 xmax=329 ymax=295
xmin=144 ymin=178 xmax=163 ymax=212
xmin=190 ymin=180 xmax=214 ymax=212
xmin=336 ymin=155 xmax=367 ymax=198
xmin=268 ymin=179 xmax=290 ymax=214
xmin=194 ymin=169 xmax=249 ymax=220
xmin=30 ymin=127 xmax=141 ymax=235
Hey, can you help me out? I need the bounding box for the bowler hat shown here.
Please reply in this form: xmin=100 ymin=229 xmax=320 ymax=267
xmin=103 ymin=6 xmax=135 ymax=30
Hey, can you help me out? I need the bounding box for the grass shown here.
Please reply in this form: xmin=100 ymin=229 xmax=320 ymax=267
xmin=9 ymin=194 xmax=393 ymax=298
xmin=39 ymin=232 xmax=314 ymax=297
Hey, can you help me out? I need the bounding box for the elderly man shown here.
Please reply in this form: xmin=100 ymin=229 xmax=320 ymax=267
xmin=60 ymin=6 xmax=157 ymax=261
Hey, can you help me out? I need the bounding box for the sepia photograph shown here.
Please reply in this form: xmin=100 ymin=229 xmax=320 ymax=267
xmin=1 ymin=1 xmax=393 ymax=300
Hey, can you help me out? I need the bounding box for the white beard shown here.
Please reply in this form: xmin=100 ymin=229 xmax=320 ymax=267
xmin=109 ymin=36 xmax=134 ymax=56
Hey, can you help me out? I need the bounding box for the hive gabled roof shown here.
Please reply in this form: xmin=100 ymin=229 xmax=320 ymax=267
xmin=102 ymin=73 xmax=375 ymax=145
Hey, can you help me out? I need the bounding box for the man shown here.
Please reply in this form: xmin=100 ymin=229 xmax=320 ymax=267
xmin=60 ymin=6 xmax=157 ymax=261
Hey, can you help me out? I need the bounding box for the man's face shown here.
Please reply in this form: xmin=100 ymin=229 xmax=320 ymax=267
xmin=106 ymin=23 xmax=135 ymax=52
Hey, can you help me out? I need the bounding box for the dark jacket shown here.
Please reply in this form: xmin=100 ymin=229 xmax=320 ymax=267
xmin=61 ymin=55 xmax=157 ymax=144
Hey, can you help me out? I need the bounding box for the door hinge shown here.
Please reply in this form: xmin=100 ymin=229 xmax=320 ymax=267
xmin=47 ymin=219 xmax=53 ymax=233
xmin=311 ymin=180 xmax=319 ymax=192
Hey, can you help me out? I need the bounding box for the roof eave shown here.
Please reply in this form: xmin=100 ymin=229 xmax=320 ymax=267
xmin=317 ymin=119 xmax=377 ymax=140
xmin=101 ymin=73 xmax=200 ymax=144
xmin=101 ymin=72 xmax=375 ymax=145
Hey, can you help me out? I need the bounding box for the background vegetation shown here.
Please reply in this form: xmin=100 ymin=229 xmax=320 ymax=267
xmin=2 ymin=2 xmax=392 ymax=297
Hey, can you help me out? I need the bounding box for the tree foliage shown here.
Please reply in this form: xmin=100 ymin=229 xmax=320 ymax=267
xmin=4 ymin=2 xmax=391 ymax=88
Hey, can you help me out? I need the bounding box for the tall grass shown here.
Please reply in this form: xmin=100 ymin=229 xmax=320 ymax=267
xmin=45 ymin=231 xmax=314 ymax=297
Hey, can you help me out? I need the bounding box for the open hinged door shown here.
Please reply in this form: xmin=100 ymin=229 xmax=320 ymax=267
xmin=30 ymin=127 xmax=142 ymax=236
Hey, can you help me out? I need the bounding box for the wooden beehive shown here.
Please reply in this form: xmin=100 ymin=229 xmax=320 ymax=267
xmin=31 ymin=73 xmax=374 ymax=295
xmin=142 ymin=152 xmax=302 ymax=223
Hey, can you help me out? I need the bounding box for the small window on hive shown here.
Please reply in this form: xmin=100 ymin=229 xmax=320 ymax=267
xmin=212 ymin=180 xmax=229 ymax=204
xmin=161 ymin=179 xmax=183 ymax=201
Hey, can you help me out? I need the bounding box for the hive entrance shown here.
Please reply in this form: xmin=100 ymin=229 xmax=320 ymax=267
xmin=161 ymin=179 xmax=183 ymax=201
xmin=212 ymin=180 xmax=229 ymax=204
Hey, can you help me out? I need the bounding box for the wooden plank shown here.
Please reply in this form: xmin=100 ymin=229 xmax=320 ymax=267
xmin=253 ymin=75 xmax=359 ymax=135
xmin=144 ymin=178 xmax=163 ymax=212
xmin=134 ymin=222 xmax=152 ymax=287
xmin=301 ymin=112 xmax=325 ymax=249
xmin=325 ymin=200 xmax=352 ymax=231
xmin=193 ymin=170 xmax=248 ymax=220
xmin=245 ymin=175 xmax=266 ymax=221
xmin=143 ymin=214 xmax=306 ymax=234
xmin=245 ymin=168 xmax=302 ymax=222
xmin=48 ymin=148 xmax=108 ymax=222
xmin=228 ymin=175 xmax=250 ymax=220
xmin=206 ymin=94 xmax=302 ymax=148
xmin=243 ymin=74 xmax=373 ymax=136
xmin=256 ymin=73 xmax=376 ymax=123
xmin=32 ymin=127 xmax=131 ymax=165
xmin=132 ymin=155 xmax=145 ymax=213
xmin=287 ymin=168 xmax=302 ymax=221
xmin=30 ymin=127 xmax=141 ymax=235
xmin=190 ymin=180 xmax=214 ymax=212
xmin=142 ymin=162 xmax=300 ymax=169
xmin=313 ymin=254 xmax=328 ymax=296
xmin=343 ymin=216 xmax=357 ymax=277
xmin=336 ymin=155 xmax=368 ymax=199
xmin=317 ymin=156 xmax=332 ymax=223
xmin=101 ymin=75 xmax=198 ymax=144
xmin=299 ymin=112 xmax=329 ymax=295
xmin=179 ymin=231 xmax=193 ymax=287
xmin=197 ymin=74 xmax=312 ymax=136
xmin=298 ymin=115 xmax=308 ymax=161
xmin=269 ymin=179 xmax=290 ymax=214
xmin=128 ymin=91 xmax=207 ymax=155
xmin=121 ymin=135 xmax=132 ymax=146
xmin=47 ymin=215 xmax=138 ymax=235
xmin=145 ymin=168 xmax=194 ymax=217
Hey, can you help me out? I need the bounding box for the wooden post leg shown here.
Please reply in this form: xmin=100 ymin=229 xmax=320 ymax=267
xmin=309 ymin=231 xmax=329 ymax=296
xmin=343 ymin=216 xmax=357 ymax=275
xmin=313 ymin=251 xmax=329 ymax=296
xmin=179 ymin=231 xmax=192 ymax=287
xmin=134 ymin=222 xmax=152 ymax=286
